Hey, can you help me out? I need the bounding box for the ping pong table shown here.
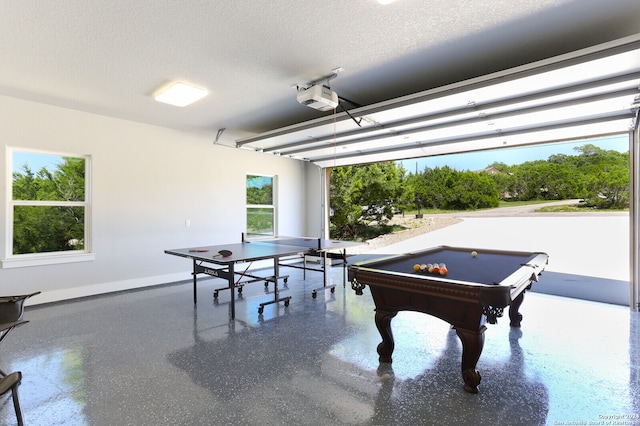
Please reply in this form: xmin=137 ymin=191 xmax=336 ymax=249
xmin=164 ymin=234 xmax=362 ymax=319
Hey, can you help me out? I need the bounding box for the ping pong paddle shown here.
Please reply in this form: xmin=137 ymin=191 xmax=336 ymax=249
xmin=212 ymin=249 xmax=233 ymax=258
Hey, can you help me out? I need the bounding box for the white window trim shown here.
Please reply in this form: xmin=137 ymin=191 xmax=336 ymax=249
xmin=3 ymin=147 xmax=93 ymax=268
xmin=1 ymin=252 xmax=96 ymax=269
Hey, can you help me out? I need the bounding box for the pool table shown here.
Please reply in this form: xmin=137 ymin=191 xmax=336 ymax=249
xmin=348 ymin=245 xmax=548 ymax=394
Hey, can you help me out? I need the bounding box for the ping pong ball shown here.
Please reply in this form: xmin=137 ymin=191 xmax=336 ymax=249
xmin=471 ymin=251 xmax=478 ymax=257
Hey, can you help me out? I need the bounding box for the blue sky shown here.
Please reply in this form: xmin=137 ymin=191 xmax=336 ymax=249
xmin=12 ymin=151 xmax=63 ymax=173
xmin=399 ymin=134 xmax=629 ymax=173
xmin=247 ymin=175 xmax=273 ymax=189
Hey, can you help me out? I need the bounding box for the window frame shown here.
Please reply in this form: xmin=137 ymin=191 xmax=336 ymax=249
xmin=2 ymin=147 xmax=94 ymax=268
xmin=245 ymin=173 xmax=277 ymax=237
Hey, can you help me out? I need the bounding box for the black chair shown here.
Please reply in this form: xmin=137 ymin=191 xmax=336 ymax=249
xmin=0 ymin=321 xmax=27 ymax=378
xmin=0 ymin=293 xmax=39 ymax=376
xmin=0 ymin=367 xmax=23 ymax=425
xmin=0 ymin=293 xmax=40 ymax=328
xmin=0 ymin=292 xmax=39 ymax=426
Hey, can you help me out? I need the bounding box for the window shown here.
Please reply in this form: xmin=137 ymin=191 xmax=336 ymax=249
xmin=246 ymin=174 xmax=275 ymax=236
xmin=4 ymin=148 xmax=92 ymax=268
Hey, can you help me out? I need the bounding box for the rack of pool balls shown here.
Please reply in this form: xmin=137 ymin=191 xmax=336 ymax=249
xmin=413 ymin=262 xmax=448 ymax=275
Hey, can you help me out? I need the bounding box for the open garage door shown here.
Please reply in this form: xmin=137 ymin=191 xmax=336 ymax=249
xmin=239 ymin=36 xmax=640 ymax=310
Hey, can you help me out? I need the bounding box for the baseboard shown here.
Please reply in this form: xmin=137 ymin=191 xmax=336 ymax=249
xmin=24 ymin=272 xmax=190 ymax=306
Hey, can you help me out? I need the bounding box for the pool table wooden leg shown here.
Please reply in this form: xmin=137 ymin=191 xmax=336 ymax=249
xmin=374 ymin=309 xmax=397 ymax=363
xmin=509 ymin=291 xmax=525 ymax=327
xmin=454 ymin=326 xmax=486 ymax=394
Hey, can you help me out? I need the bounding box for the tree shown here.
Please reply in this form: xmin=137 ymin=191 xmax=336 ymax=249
xmin=405 ymin=166 xmax=499 ymax=210
xmin=488 ymin=143 xmax=628 ymax=207
xmin=582 ymin=165 xmax=629 ymax=208
xmin=329 ymin=162 xmax=403 ymax=239
xmin=530 ymin=162 xmax=577 ymax=200
xmin=570 ymin=144 xmax=628 ymax=207
xmin=444 ymin=171 xmax=500 ymax=210
xmin=408 ymin=166 xmax=454 ymax=210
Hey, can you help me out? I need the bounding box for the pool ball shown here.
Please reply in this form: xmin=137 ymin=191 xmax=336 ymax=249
xmin=413 ymin=264 xmax=421 ymax=272
xmin=471 ymin=251 xmax=478 ymax=257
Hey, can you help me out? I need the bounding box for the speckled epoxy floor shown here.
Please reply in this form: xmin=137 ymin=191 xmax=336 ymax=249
xmin=0 ymin=266 xmax=638 ymax=425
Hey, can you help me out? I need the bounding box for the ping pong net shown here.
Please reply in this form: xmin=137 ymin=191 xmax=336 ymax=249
xmin=242 ymin=234 xmax=323 ymax=251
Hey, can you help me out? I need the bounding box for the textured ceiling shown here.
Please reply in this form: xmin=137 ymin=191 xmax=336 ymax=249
xmin=1 ymin=0 xmax=640 ymax=145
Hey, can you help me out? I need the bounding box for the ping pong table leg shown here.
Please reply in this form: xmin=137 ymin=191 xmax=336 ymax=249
xmin=311 ymin=250 xmax=337 ymax=298
xmin=192 ymin=259 xmax=197 ymax=304
xmin=311 ymin=248 xmax=351 ymax=298
xmin=257 ymin=256 xmax=291 ymax=314
xmin=229 ymin=263 xmax=235 ymax=320
xmin=341 ymin=249 xmax=348 ymax=286
xmin=274 ymin=258 xmax=279 ymax=303
xmin=323 ymin=250 xmax=327 ymax=287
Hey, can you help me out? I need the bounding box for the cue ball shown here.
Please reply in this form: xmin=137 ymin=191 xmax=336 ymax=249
xmin=471 ymin=251 xmax=478 ymax=257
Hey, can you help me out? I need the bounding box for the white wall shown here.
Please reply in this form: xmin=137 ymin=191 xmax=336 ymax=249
xmin=0 ymin=95 xmax=322 ymax=304
xmin=304 ymin=164 xmax=325 ymax=238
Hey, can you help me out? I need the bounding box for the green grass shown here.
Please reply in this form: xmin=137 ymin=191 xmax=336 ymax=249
xmin=400 ymin=199 xmax=628 ymax=215
xmin=401 ymin=208 xmax=462 ymax=215
xmin=536 ymin=204 xmax=628 ymax=213
xmin=401 ymin=199 xmax=549 ymax=215
xmin=498 ymin=200 xmax=560 ymax=208
xmin=536 ymin=204 xmax=582 ymax=212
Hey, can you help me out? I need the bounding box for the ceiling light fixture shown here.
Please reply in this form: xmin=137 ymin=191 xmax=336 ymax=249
xmin=154 ymin=82 xmax=208 ymax=107
xmin=377 ymin=0 xmax=396 ymax=5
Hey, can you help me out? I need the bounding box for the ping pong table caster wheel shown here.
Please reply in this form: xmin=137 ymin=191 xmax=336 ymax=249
xmin=330 ymin=287 xmax=335 ymax=294
xmin=213 ymin=291 xmax=218 ymax=300
xmin=264 ymin=282 xmax=269 ymax=288
xmin=284 ymin=300 xmax=290 ymax=307
xmin=258 ymin=307 xmax=264 ymax=314
xmin=237 ymin=287 xmax=243 ymax=294
xmin=311 ymin=291 xmax=317 ymax=299
xmin=284 ymin=277 xmax=288 ymax=284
